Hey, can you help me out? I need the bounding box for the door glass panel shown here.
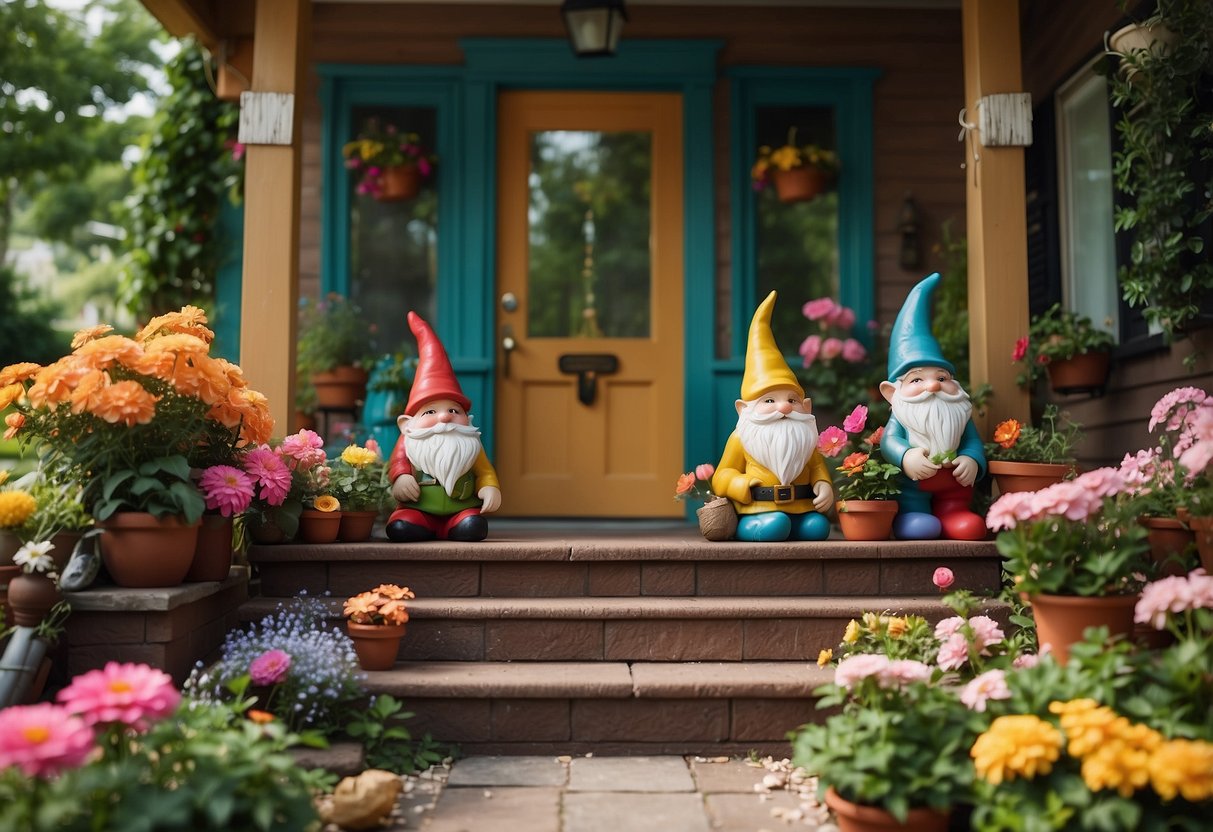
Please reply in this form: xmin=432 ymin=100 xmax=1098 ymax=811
xmin=348 ymin=105 xmax=438 ymax=353
xmin=526 ymin=130 xmax=652 ymax=338
xmin=755 ymin=106 xmax=840 ymax=352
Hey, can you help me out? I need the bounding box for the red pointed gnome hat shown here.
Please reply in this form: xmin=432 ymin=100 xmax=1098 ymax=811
xmin=404 ymin=311 xmax=472 ymax=416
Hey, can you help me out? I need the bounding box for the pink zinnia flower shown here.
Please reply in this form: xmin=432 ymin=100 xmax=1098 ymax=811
xmin=934 ymin=616 xmax=965 ymax=640
xmin=840 ymin=338 xmax=867 ymax=363
xmin=279 ymin=429 xmax=326 ymax=469
xmin=57 ymin=662 xmax=180 ymax=730
xmin=936 ymin=632 xmax=970 ymax=671
xmin=694 ymin=463 xmax=715 ymax=482
xmin=932 ymin=567 xmax=955 ymax=591
xmin=245 ymin=447 xmax=293 ymax=506
xmin=803 ymin=297 xmax=838 ymax=322
xmin=960 ymin=669 xmax=1010 ymax=712
xmin=249 ymin=649 xmax=292 ymax=686
xmin=817 ymin=426 xmax=848 ymax=458
xmin=198 ymin=465 xmax=255 ymax=517
xmin=1011 ymin=337 xmax=1028 ymax=363
xmin=834 ymin=654 xmax=891 ymax=689
xmin=799 ymin=334 xmax=822 ymax=368
xmin=843 ymin=405 xmax=868 ymax=435
xmin=0 ymin=703 xmax=95 ymax=778
xmin=878 ymin=659 xmax=933 ymax=688
xmin=820 ymin=337 xmax=843 ymax=361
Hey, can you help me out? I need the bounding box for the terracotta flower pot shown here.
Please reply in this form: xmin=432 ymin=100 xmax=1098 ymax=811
xmin=97 ymin=513 xmax=200 ymax=588
xmin=247 ymin=513 xmax=289 ymax=545
xmin=988 ymin=460 xmax=1073 ymax=495
xmin=7 ymin=572 xmax=63 ymax=627
xmin=1190 ymin=515 xmax=1213 ymax=572
xmin=311 ymin=366 xmax=369 ymax=410
xmin=1045 ymin=351 xmax=1110 ymax=394
xmin=824 ymin=787 xmax=950 ymax=832
xmin=48 ymin=530 xmax=86 ymax=572
xmin=347 ymin=621 xmax=406 ymax=671
xmin=186 ymin=513 xmax=234 ymax=582
xmin=377 ymin=164 xmax=421 ymax=201
xmin=338 ymin=510 xmax=379 ymax=543
xmin=1137 ymin=515 xmax=1196 ymax=578
xmin=1029 ymin=592 xmax=1138 ymax=666
xmin=696 ymin=497 xmax=737 ymax=541
xmin=837 ymin=500 xmax=898 ymax=541
xmin=772 ymin=166 xmax=829 ymax=204
xmin=299 ymin=509 xmax=342 ymax=544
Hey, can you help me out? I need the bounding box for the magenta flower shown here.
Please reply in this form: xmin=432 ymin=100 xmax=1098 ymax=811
xmin=0 ymin=703 xmax=95 ymax=778
xmin=817 ymin=426 xmax=848 ymax=458
xmin=932 ymin=567 xmax=955 ymax=591
xmin=249 ymin=649 xmax=293 ymax=686
xmin=959 ymin=669 xmax=1010 ymax=712
xmin=57 ymin=662 xmax=180 ymax=730
xmin=694 ymin=463 xmax=715 ymax=482
xmin=842 ymin=405 xmax=868 ymax=435
xmin=198 ymin=465 xmax=255 ymax=516
xmin=802 ymin=297 xmax=838 ymax=322
xmin=820 ymin=337 xmax=844 ymax=361
xmin=840 ymin=338 xmax=867 ymax=363
xmin=245 ymin=447 xmax=293 ymax=506
xmin=799 ymin=334 xmax=822 ymax=367
xmin=1011 ymin=337 xmax=1028 ymax=363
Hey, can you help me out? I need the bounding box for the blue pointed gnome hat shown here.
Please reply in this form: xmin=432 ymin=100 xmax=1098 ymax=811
xmin=886 ymin=272 xmax=955 ymax=381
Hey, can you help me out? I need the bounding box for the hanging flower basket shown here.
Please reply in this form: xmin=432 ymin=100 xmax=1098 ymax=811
xmin=772 ymin=166 xmax=829 ymax=204
xmin=377 ymin=165 xmax=421 ymax=201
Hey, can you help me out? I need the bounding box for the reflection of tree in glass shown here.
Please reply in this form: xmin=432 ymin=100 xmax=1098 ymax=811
xmin=528 ymin=130 xmax=652 ymax=338
xmin=757 ymin=190 xmax=839 ymax=351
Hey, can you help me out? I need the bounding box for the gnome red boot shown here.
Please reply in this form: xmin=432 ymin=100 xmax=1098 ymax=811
xmin=932 ymin=484 xmax=987 ymax=541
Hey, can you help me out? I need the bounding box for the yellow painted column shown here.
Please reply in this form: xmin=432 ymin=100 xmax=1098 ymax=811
xmin=962 ymin=0 xmax=1032 ymax=433
xmin=239 ymin=0 xmax=311 ymax=439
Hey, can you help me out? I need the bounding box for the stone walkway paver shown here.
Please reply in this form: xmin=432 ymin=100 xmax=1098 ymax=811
xmin=376 ymin=755 xmax=839 ymax=832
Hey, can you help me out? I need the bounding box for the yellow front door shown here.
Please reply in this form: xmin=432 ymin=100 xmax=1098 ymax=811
xmin=495 ymin=91 xmax=684 ymax=517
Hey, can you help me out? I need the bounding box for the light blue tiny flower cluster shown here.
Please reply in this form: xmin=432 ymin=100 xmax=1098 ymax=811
xmin=186 ymin=594 xmax=365 ymax=732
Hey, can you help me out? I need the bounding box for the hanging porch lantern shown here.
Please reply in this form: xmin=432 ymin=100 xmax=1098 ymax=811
xmin=561 ymin=0 xmax=628 ymax=58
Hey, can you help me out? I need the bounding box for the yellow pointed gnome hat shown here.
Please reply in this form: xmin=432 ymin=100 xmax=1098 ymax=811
xmin=740 ymin=291 xmax=803 ymax=401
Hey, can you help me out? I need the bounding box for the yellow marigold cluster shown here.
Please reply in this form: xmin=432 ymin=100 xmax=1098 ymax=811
xmin=340 ymin=444 xmax=377 ymax=467
xmin=0 ymin=491 xmax=37 ymax=529
xmin=972 ymin=715 xmax=1063 ymax=785
xmin=1148 ymin=739 xmax=1213 ymax=802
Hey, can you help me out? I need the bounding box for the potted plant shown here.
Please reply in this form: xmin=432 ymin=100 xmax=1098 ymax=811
xmin=343 ymin=583 xmax=415 ymax=671
xmin=330 ymin=442 xmax=388 ymax=542
xmin=987 ymin=466 xmax=1150 ymax=664
xmin=342 ymin=118 xmax=436 ymax=202
xmin=1107 ymin=0 xmax=1213 ymax=348
xmin=0 ymin=309 xmax=274 ymax=588
xmin=240 ymin=428 xmax=334 ymax=546
xmin=750 ymin=127 xmax=840 ymax=204
xmin=820 ymin=406 xmax=901 ymax=541
xmin=363 ymin=350 xmax=416 ymax=451
xmin=298 ymin=494 xmax=341 ymax=544
xmin=984 ymin=405 xmax=1081 ymax=494
xmin=675 ymin=463 xmax=735 ymax=541
xmin=1013 ymin=304 xmax=1116 ymax=394
xmin=296 ymin=293 xmax=376 ymax=410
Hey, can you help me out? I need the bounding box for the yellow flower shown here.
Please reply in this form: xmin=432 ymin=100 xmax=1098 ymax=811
xmin=972 ymin=715 xmax=1063 ymax=785
xmin=312 ymin=495 xmax=340 ymax=512
xmin=843 ymin=619 xmax=861 ymax=643
xmin=341 ymin=444 xmax=377 ymax=467
xmin=770 ymin=145 xmax=802 ymax=171
xmin=1149 ymin=739 xmax=1213 ymax=802
xmin=817 ymin=648 xmax=833 ymax=668
xmin=1050 ymin=699 xmax=1122 ymax=758
xmin=886 ymin=617 xmax=909 ymax=638
xmin=0 ymin=491 xmax=37 ymax=529
xmin=0 ymin=471 xmax=8 ymax=487
xmin=1081 ymin=733 xmax=1159 ymax=797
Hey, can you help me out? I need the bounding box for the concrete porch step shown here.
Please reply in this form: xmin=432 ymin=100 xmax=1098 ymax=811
xmin=359 ymin=660 xmax=830 ymax=756
xmin=239 ymin=594 xmax=995 ymax=662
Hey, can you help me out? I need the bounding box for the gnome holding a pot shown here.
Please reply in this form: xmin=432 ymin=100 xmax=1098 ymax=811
xmin=385 ymin=312 xmax=502 ymax=542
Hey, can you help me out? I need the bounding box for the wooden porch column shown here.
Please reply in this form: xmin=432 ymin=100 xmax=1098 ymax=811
xmin=239 ymin=0 xmax=310 ymax=438
xmin=961 ymin=0 xmax=1031 ymax=432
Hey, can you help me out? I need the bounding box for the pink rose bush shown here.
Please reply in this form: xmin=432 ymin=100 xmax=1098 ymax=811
xmin=794 ymin=295 xmax=888 ymax=416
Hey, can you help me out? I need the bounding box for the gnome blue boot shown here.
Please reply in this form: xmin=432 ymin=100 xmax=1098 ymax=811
xmin=792 ymin=511 xmax=831 ymax=541
xmin=737 ymin=512 xmax=792 ymax=542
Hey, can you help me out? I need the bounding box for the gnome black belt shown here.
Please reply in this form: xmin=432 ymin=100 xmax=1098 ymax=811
xmin=750 ymin=484 xmax=813 ymax=504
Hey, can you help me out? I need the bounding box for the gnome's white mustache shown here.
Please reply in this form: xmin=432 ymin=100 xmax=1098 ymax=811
xmin=896 ymin=388 xmax=969 ymax=405
xmin=406 ymin=421 xmax=481 ymax=440
xmin=745 ymin=408 xmax=817 ymax=425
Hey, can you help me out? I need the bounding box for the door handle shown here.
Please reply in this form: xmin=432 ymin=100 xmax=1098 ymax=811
xmin=501 ymin=324 xmax=516 ymax=378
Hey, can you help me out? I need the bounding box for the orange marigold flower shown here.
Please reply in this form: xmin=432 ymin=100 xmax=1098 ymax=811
xmin=675 ymin=472 xmax=696 ymax=495
xmin=27 ymin=359 xmax=88 ymax=408
xmin=146 ymin=333 xmax=209 ymax=358
xmin=247 ymin=709 xmax=276 ymax=724
xmin=69 ymin=369 xmax=110 ymax=415
xmin=3 ymin=412 xmax=25 ymax=440
xmin=374 ymin=584 xmax=415 ymax=601
xmin=312 ymin=495 xmax=340 ymax=512
xmin=343 ymin=593 xmax=378 ymax=618
xmin=70 ymin=324 xmax=114 ymax=349
xmin=0 ymin=362 xmax=41 ymax=387
xmin=840 ymin=452 xmax=869 ymax=475
xmin=90 ymin=380 xmax=158 ymax=426
xmin=137 ymin=306 xmax=215 ymax=344
xmin=75 ymin=335 xmax=143 ymax=370
xmin=213 ymin=358 xmax=248 ymax=389
xmin=189 ymin=356 xmax=232 ymax=406
xmin=0 ymin=383 xmax=23 ymax=411
xmin=993 ymin=419 xmax=1021 ymax=449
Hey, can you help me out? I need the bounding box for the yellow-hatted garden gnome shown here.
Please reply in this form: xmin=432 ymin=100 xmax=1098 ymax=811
xmin=711 ymin=291 xmax=834 ymax=541
xmin=385 ymin=312 xmax=502 ymax=542
xmin=878 ymin=273 xmax=987 ymax=540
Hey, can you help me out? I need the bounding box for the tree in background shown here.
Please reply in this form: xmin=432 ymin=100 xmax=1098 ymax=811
xmin=121 ymin=41 xmax=243 ymax=319
xmin=0 ymin=267 xmax=64 ymax=367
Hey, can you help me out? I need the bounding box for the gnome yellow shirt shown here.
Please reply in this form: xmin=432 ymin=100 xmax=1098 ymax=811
xmin=712 ymin=434 xmax=832 ymax=516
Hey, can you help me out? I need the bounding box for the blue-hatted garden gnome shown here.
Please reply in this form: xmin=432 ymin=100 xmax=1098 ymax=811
xmin=878 ymin=273 xmax=986 ymax=540
xmin=385 ymin=312 xmax=502 ymax=542
xmin=711 ymin=291 xmax=834 ymax=542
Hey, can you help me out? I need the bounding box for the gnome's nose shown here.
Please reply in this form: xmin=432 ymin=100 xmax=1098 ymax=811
xmin=776 ymin=401 xmax=794 ymax=415
xmin=438 ymin=410 xmax=456 ymax=423
xmin=922 ymin=378 xmax=941 ymax=393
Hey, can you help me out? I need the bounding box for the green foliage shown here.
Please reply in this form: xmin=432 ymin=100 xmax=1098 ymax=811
xmin=835 ymin=455 xmax=902 ymax=502
xmin=995 ymin=513 xmax=1148 ymax=598
xmin=345 ymin=694 xmax=456 ymax=774
xmin=296 ymin=294 xmax=377 ymax=374
xmin=95 ymin=454 xmax=206 ymax=523
xmin=985 ymin=405 xmax=1083 ymax=465
xmin=1015 ymin=304 xmax=1116 ymax=389
xmin=0 ymin=266 xmax=67 ymax=367
xmin=122 ymin=41 xmax=243 ymax=319
xmin=1108 ymin=0 xmax=1213 ymax=348
xmin=933 ymin=220 xmax=974 ymax=385
xmin=11 ymin=470 xmax=92 ymax=541
xmin=328 ymin=451 xmax=389 ymax=512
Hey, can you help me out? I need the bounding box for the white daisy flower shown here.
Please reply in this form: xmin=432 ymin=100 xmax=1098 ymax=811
xmin=13 ymin=540 xmax=56 ymax=574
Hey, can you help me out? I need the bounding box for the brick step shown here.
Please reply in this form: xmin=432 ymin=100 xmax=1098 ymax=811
xmin=359 ymin=660 xmax=831 ymax=756
xmin=239 ymin=595 xmax=1005 ymax=662
xmin=248 ymin=532 xmax=1000 ymax=600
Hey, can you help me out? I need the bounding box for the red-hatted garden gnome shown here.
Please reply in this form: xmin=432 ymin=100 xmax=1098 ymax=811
xmin=878 ymin=273 xmax=986 ymax=540
xmin=385 ymin=312 xmax=502 ymax=542
xmin=711 ymin=291 xmax=834 ymax=542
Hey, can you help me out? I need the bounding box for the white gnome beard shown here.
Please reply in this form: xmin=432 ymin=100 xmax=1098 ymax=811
xmin=890 ymin=383 xmax=972 ymax=457
xmin=735 ymin=406 xmax=819 ymax=485
xmin=405 ymin=422 xmax=483 ymax=497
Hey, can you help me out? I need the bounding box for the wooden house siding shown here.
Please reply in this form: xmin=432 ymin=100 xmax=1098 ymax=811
xmin=297 ymin=3 xmax=967 ymax=350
